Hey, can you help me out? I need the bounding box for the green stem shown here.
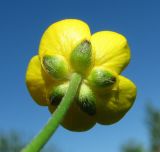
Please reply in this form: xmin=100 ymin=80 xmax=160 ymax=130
xmin=22 ymin=73 xmax=82 ymax=152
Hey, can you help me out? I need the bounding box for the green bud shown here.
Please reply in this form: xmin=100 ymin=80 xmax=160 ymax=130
xmin=70 ymin=40 xmax=92 ymax=74
xmin=88 ymin=68 xmax=116 ymax=88
xmin=43 ymin=55 xmax=68 ymax=79
xmin=49 ymin=83 xmax=68 ymax=105
xmin=77 ymin=84 xmax=96 ymax=116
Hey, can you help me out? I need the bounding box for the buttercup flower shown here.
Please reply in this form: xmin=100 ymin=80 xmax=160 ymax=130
xmin=26 ymin=19 xmax=137 ymax=132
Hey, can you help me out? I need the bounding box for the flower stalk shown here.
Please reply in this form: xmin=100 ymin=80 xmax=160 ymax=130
xmin=22 ymin=73 xmax=82 ymax=152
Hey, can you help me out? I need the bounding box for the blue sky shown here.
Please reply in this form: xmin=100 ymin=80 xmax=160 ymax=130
xmin=0 ymin=0 xmax=160 ymax=151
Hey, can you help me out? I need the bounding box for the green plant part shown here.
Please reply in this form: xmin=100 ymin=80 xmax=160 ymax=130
xmin=49 ymin=83 xmax=68 ymax=106
xmin=70 ymin=40 xmax=92 ymax=74
xmin=50 ymin=82 xmax=96 ymax=116
xmin=88 ymin=68 xmax=116 ymax=88
xmin=77 ymin=83 xmax=96 ymax=116
xmin=43 ymin=55 xmax=69 ymax=79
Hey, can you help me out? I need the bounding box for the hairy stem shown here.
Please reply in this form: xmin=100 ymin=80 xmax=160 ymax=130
xmin=22 ymin=73 xmax=82 ymax=152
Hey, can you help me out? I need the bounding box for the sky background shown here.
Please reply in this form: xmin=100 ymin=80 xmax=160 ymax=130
xmin=0 ymin=0 xmax=160 ymax=151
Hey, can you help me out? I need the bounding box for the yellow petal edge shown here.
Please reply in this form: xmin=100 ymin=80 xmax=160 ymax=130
xmin=91 ymin=31 xmax=130 ymax=74
xmin=26 ymin=56 xmax=48 ymax=106
xmin=95 ymin=75 xmax=137 ymax=124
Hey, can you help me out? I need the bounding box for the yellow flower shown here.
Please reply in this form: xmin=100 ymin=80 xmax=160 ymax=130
xmin=26 ymin=19 xmax=137 ymax=132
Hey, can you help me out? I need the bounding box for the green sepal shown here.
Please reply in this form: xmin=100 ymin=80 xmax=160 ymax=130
xmin=70 ymin=40 xmax=92 ymax=74
xmin=49 ymin=83 xmax=68 ymax=105
xmin=77 ymin=83 xmax=96 ymax=116
xmin=43 ymin=55 xmax=68 ymax=79
xmin=88 ymin=68 xmax=116 ymax=88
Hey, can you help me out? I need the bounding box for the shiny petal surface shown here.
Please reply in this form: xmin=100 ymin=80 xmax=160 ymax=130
xmin=95 ymin=75 xmax=137 ymax=124
xmin=26 ymin=56 xmax=50 ymax=106
xmin=39 ymin=19 xmax=91 ymax=61
xmin=91 ymin=31 xmax=130 ymax=74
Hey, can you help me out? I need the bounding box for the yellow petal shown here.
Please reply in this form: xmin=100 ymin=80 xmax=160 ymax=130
xmin=91 ymin=31 xmax=130 ymax=74
xmin=26 ymin=56 xmax=51 ymax=106
xmin=49 ymin=102 xmax=96 ymax=132
xmin=95 ymin=75 xmax=137 ymax=124
xmin=39 ymin=19 xmax=91 ymax=62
